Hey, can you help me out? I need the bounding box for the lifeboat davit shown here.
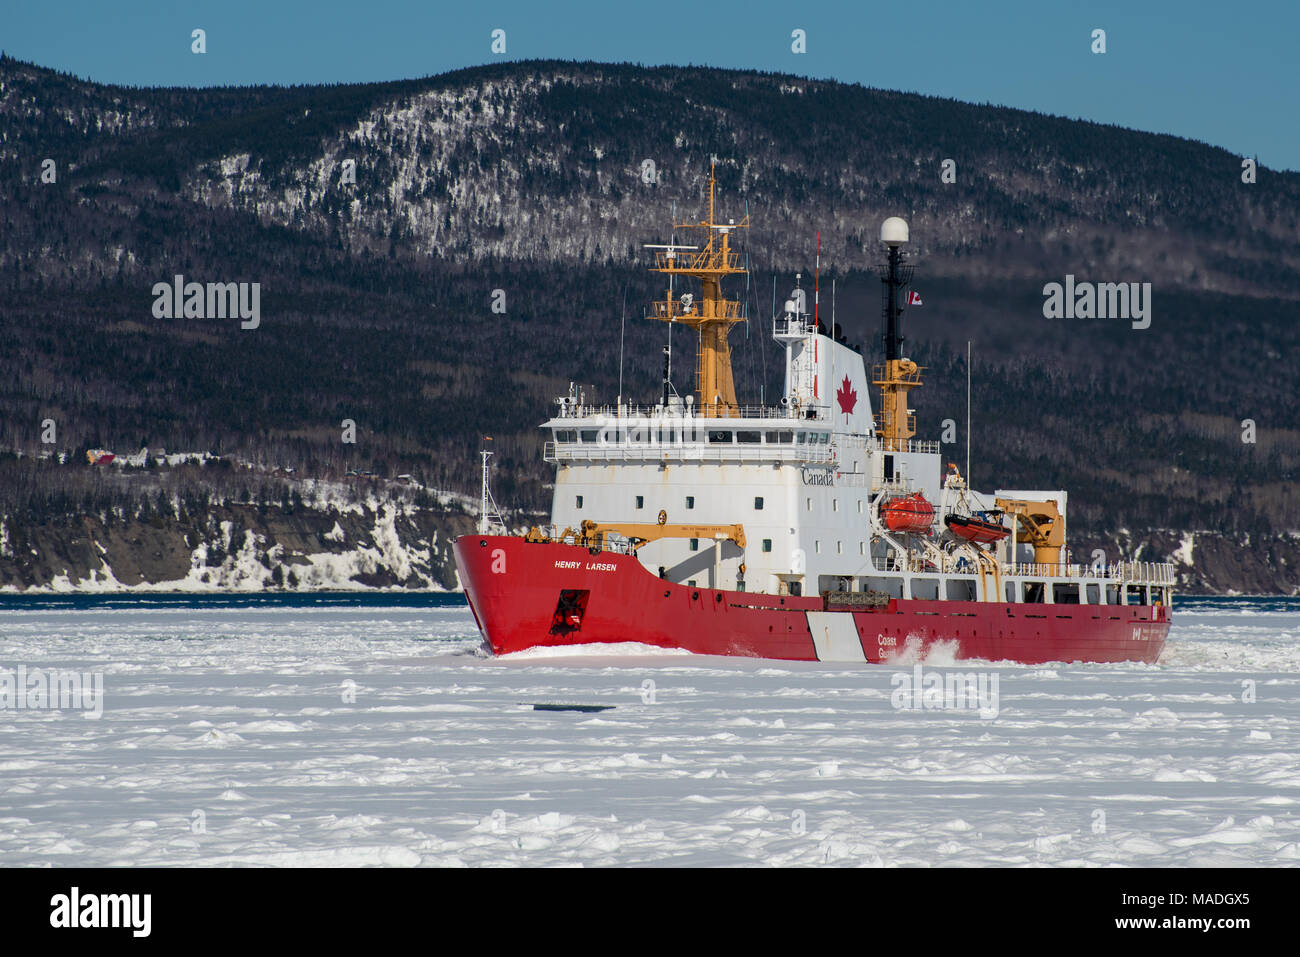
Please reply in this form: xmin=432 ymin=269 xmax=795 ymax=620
xmin=880 ymin=493 xmax=935 ymax=534
xmin=945 ymin=512 xmax=1011 ymax=544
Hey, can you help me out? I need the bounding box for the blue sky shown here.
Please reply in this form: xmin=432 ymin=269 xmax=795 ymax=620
xmin=4 ymin=0 xmax=1297 ymax=170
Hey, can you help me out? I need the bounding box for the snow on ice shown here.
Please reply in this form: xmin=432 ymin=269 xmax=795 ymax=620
xmin=0 ymin=598 xmax=1296 ymax=866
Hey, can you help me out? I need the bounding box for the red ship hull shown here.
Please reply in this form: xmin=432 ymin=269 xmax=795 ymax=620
xmin=454 ymin=535 xmax=1169 ymax=665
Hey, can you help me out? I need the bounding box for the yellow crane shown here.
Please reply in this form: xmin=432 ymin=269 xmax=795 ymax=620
xmin=576 ymin=519 xmax=745 ymax=551
xmin=994 ymin=497 xmax=1066 ymax=565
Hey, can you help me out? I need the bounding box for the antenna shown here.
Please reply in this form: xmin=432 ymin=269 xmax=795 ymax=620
xmin=814 ymin=231 xmax=820 ymax=327
xmin=769 ymin=273 xmax=777 ymax=408
xmin=828 ymin=262 xmax=833 ymax=425
xmin=617 ymin=283 xmax=628 ymax=409
xmin=966 ymin=340 xmax=972 ymax=484
xmin=668 ymin=201 xmax=675 ymax=403
xmin=478 ymin=442 xmax=506 ymax=535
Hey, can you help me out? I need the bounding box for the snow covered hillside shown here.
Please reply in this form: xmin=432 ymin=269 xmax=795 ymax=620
xmin=0 ymin=483 xmax=478 ymax=593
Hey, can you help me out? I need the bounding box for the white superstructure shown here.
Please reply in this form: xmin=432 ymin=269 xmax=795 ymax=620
xmin=525 ymin=192 xmax=1172 ymax=610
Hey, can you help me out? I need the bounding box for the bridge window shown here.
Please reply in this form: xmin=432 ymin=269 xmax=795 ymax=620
xmin=686 ymin=496 xmax=695 ymax=509
xmin=689 ymin=538 xmax=699 ymax=551
xmin=575 ymin=495 xmax=583 ymax=509
xmin=635 ymin=495 xmax=644 ymax=509
xmin=580 ymin=430 xmax=598 ymax=443
xmin=1086 ymin=584 xmax=1100 ymax=605
xmin=1024 ymin=582 xmax=1046 ymax=603
xmin=737 ymin=431 xmax=761 ymax=443
xmin=1005 ymin=581 xmax=1017 ymax=602
xmin=754 ymin=497 xmax=764 ymax=510
xmin=555 ymin=430 xmax=575 ymax=443
xmin=815 ymin=541 xmax=821 ymax=554
xmin=762 ymin=539 xmax=772 ymax=553
xmin=836 ymin=541 xmax=843 ymax=554
xmin=708 ymin=430 xmax=733 ymax=443
xmin=1053 ymin=583 xmax=1080 ymax=604
xmin=776 ymin=432 xmax=794 ymax=444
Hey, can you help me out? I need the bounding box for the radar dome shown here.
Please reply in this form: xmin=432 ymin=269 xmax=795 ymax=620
xmin=880 ymin=217 xmax=909 ymax=245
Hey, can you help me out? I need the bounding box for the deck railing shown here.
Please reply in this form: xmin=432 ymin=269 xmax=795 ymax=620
xmin=1006 ymin=562 xmax=1084 ymax=579
xmin=544 ymin=441 xmax=835 ymax=464
xmin=552 ymin=403 xmax=827 ymax=421
xmin=524 ymin=528 xmax=1176 ymax=591
xmin=1108 ymin=561 xmax=1177 ymax=585
xmin=1003 ymin=561 xmax=1175 ymax=584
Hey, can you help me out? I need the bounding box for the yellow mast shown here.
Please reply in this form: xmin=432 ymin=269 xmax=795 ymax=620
xmin=649 ymin=165 xmax=749 ymax=416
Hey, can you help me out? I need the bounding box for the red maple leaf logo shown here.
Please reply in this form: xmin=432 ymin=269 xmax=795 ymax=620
xmin=836 ymin=375 xmax=857 ymax=418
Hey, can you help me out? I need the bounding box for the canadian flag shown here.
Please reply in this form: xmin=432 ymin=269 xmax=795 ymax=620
xmin=907 ymin=291 xmax=923 ymax=306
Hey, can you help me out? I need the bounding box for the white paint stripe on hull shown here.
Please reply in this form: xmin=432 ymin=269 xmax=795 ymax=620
xmin=806 ymin=611 xmax=867 ymax=662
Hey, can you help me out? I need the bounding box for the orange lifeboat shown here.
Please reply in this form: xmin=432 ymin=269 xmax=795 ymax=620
xmin=944 ymin=512 xmax=1011 ymax=544
xmin=880 ymin=492 xmax=935 ymax=534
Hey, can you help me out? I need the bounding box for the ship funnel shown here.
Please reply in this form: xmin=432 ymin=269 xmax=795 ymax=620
xmin=880 ymin=217 xmax=909 ymax=246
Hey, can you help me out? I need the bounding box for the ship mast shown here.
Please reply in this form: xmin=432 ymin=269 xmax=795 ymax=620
xmin=477 ymin=449 xmax=492 ymax=534
xmin=649 ymin=165 xmax=749 ymax=416
xmin=477 ymin=445 xmax=505 ymax=535
xmin=873 ymin=217 xmax=922 ymax=451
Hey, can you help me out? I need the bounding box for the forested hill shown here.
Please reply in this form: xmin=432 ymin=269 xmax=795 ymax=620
xmin=1 ymin=55 xmax=1298 ymax=591
xmin=6 ymin=56 xmax=1300 ymax=291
